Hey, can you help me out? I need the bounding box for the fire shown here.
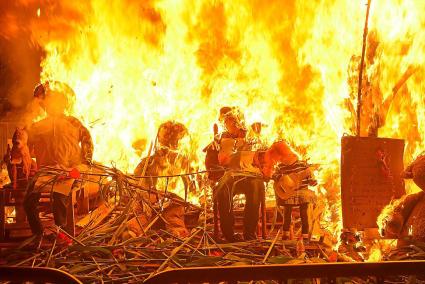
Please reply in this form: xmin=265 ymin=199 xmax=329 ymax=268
xmin=366 ymin=239 xmax=397 ymax=262
xmin=5 ymin=206 xmax=16 ymax=224
xmin=12 ymin=0 xmax=425 ymax=237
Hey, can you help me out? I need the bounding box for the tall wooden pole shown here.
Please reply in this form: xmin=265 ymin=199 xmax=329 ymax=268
xmin=356 ymin=0 xmax=372 ymax=136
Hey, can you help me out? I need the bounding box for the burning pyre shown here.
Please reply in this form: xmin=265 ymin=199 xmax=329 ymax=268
xmin=2 ymin=0 xmax=425 ymax=240
xmin=1 ymin=0 xmax=425 ymax=281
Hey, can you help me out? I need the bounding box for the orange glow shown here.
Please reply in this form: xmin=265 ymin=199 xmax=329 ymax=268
xmin=23 ymin=0 xmax=425 ymax=239
xmin=366 ymin=240 xmax=397 ymax=262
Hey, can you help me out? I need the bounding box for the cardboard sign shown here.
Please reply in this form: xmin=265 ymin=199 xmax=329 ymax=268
xmin=341 ymin=136 xmax=405 ymax=229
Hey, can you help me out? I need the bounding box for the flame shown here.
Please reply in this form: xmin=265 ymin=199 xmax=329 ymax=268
xmin=5 ymin=206 xmax=16 ymax=224
xmin=14 ymin=0 xmax=425 ymax=237
xmin=408 ymin=224 xmax=413 ymax=236
xmin=366 ymin=239 xmax=397 ymax=262
xmin=377 ymin=198 xmax=401 ymax=237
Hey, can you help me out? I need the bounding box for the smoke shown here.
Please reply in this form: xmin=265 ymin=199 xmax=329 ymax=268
xmin=0 ymin=1 xmax=43 ymax=111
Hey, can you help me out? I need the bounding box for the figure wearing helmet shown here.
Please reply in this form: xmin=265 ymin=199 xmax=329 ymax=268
xmin=209 ymin=106 xmax=265 ymax=242
xmin=207 ymin=106 xmax=317 ymax=242
xmin=22 ymin=81 xmax=94 ymax=239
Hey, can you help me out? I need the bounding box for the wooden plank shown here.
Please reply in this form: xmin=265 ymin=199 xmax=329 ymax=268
xmin=76 ymin=197 xmax=117 ymax=229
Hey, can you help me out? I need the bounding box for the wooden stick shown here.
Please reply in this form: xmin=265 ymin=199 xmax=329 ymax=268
xmin=262 ymin=228 xmax=281 ymax=263
xmin=46 ymin=228 xmax=58 ymax=267
xmin=147 ymin=227 xmax=202 ymax=279
xmin=54 ymin=225 xmax=86 ymax=246
xmin=356 ymin=0 xmax=372 ymax=136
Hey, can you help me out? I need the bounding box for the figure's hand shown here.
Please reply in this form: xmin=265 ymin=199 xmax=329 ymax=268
xmin=84 ymin=158 xmax=93 ymax=167
xmin=261 ymin=165 xmax=273 ymax=179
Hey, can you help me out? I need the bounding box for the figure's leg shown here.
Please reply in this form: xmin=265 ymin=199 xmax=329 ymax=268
xmin=23 ymin=189 xmax=43 ymax=235
xmin=217 ymin=179 xmax=235 ymax=242
xmin=242 ymin=178 xmax=263 ymax=240
xmin=52 ymin=192 xmax=69 ymax=228
xmin=282 ymin=205 xmax=293 ymax=239
xmin=299 ymin=203 xmax=310 ymax=239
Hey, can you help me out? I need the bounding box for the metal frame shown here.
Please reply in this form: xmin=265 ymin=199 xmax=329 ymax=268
xmin=0 ymin=266 xmax=83 ymax=283
xmin=144 ymin=260 xmax=425 ymax=284
xmin=1 ymin=258 xmax=424 ymax=283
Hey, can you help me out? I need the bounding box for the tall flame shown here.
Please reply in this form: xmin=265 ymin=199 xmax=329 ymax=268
xmin=20 ymin=0 xmax=425 ymax=236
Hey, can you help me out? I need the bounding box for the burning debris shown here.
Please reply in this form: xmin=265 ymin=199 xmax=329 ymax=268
xmin=1 ymin=162 xmax=424 ymax=282
xmin=0 ymin=165 xmax=330 ymax=283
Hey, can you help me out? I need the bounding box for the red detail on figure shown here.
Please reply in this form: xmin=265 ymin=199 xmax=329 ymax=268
xmin=57 ymin=232 xmax=73 ymax=246
xmin=57 ymin=175 xmax=66 ymax=181
xmin=328 ymin=251 xmax=338 ymax=262
xmin=209 ymin=250 xmax=224 ymax=256
xmin=69 ymin=168 xmax=81 ymax=179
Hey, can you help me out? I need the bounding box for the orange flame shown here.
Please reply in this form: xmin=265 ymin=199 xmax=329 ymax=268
xmin=20 ymin=0 xmax=425 ymax=237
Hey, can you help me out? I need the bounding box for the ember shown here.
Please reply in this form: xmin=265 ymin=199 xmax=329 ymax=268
xmin=4 ymin=206 xmax=16 ymax=224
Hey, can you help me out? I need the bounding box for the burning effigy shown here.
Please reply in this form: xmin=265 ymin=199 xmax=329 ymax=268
xmin=379 ymin=154 xmax=425 ymax=244
xmin=1 ymin=0 xmax=425 ymax=283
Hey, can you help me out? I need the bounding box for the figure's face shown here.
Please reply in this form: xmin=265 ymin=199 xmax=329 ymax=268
xmin=382 ymin=214 xmax=404 ymax=238
xmin=224 ymin=116 xmax=240 ymax=136
xmin=12 ymin=128 xmax=28 ymax=149
xmin=41 ymin=91 xmax=67 ymax=117
xmin=251 ymin=122 xmax=262 ymax=135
